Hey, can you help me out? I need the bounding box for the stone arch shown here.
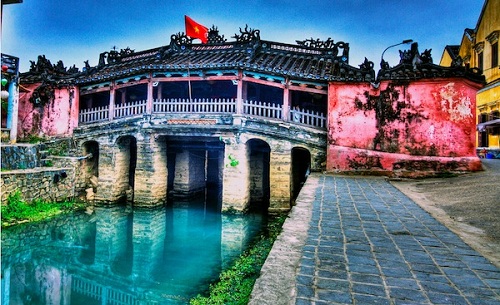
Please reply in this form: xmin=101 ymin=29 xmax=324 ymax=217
xmin=291 ymin=147 xmax=311 ymax=202
xmin=246 ymin=138 xmax=271 ymax=212
xmin=115 ymin=135 xmax=137 ymax=203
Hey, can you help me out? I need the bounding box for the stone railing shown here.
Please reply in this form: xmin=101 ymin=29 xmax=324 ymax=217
xmin=79 ymin=98 xmax=326 ymax=129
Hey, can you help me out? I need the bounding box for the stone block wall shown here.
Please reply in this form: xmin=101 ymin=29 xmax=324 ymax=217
xmin=134 ymin=137 xmax=168 ymax=206
xmin=1 ymin=144 xmax=40 ymax=170
xmin=1 ymin=167 xmax=75 ymax=204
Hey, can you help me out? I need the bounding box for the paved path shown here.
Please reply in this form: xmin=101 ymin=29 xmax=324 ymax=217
xmin=250 ymin=174 xmax=500 ymax=305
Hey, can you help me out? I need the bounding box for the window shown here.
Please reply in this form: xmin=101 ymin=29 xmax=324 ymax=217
xmin=492 ymin=42 xmax=499 ymax=68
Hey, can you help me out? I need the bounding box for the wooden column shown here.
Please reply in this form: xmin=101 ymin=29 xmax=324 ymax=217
xmin=147 ymin=76 xmax=154 ymax=114
xmin=108 ymin=83 xmax=115 ymax=121
xmin=236 ymin=70 xmax=244 ymax=114
xmin=282 ymin=78 xmax=290 ymax=121
xmin=157 ymin=82 xmax=163 ymax=100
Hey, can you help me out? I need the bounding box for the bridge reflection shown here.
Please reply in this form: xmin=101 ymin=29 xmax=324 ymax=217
xmin=1 ymin=200 xmax=264 ymax=304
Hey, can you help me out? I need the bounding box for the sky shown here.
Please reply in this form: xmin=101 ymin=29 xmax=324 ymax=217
xmin=1 ymin=0 xmax=485 ymax=73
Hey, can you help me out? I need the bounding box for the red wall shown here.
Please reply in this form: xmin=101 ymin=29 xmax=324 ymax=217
xmin=17 ymin=84 xmax=79 ymax=139
xmin=327 ymin=79 xmax=482 ymax=176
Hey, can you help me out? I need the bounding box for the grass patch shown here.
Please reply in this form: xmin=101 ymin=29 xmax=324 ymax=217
xmin=189 ymin=214 xmax=286 ymax=305
xmin=1 ymin=190 xmax=84 ymax=227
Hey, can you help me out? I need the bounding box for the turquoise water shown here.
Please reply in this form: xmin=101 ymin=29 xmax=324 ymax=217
xmin=1 ymin=200 xmax=265 ymax=304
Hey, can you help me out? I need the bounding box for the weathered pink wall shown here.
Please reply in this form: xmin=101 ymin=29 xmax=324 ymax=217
xmin=327 ymin=79 xmax=482 ymax=176
xmin=18 ymin=83 xmax=79 ymax=138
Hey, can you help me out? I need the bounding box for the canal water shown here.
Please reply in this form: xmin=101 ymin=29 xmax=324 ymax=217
xmin=1 ymin=196 xmax=266 ymax=304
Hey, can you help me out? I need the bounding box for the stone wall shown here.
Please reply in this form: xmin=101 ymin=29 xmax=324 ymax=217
xmin=0 ymin=142 xmax=85 ymax=204
xmin=1 ymin=167 xmax=75 ymax=203
xmin=327 ymin=79 xmax=483 ymax=177
xmin=1 ymin=143 xmax=40 ymax=170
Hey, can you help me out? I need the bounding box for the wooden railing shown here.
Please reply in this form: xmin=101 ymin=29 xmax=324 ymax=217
xmin=79 ymin=98 xmax=326 ymax=129
xmin=114 ymin=100 xmax=147 ymax=119
xmin=153 ymin=98 xmax=236 ymax=113
xmin=79 ymin=105 xmax=109 ymax=123
xmin=290 ymin=108 xmax=326 ymax=129
xmin=243 ymin=100 xmax=282 ymax=120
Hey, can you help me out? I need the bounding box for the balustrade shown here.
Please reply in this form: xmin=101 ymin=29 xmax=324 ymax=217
xmin=79 ymin=105 xmax=109 ymax=123
xmin=153 ymin=98 xmax=236 ymax=114
xmin=114 ymin=100 xmax=147 ymax=119
xmin=79 ymin=98 xmax=326 ymax=129
xmin=243 ymin=100 xmax=282 ymax=120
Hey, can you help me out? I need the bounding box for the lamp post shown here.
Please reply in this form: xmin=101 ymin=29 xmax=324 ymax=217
xmin=380 ymin=39 xmax=413 ymax=69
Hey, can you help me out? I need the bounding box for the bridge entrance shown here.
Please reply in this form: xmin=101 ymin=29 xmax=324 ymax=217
xmin=247 ymin=139 xmax=271 ymax=212
xmin=291 ymin=147 xmax=311 ymax=202
xmin=165 ymin=136 xmax=225 ymax=208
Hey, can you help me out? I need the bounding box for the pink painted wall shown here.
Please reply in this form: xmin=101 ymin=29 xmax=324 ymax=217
xmin=327 ymin=79 xmax=483 ymax=176
xmin=17 ymin=83 xmax=79 ymax=139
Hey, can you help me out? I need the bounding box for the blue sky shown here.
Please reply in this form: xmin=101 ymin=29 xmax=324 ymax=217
xmin=2 ymin=1 xmax=485 ymax=73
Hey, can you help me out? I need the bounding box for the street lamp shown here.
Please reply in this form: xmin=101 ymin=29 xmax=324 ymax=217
xmin=380 ymin=39 xmax=413 ymax=69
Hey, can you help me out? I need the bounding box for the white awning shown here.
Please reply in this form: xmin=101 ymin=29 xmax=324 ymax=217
xmin=477 ymin=119 xmax=500 ymax=131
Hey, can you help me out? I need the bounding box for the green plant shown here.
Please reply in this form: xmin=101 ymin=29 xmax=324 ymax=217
xmin=189 ymin=215 xmax=286 ymax=305
xmin=226 ymin=154 xmax=239 ymax=167
xmin=47 ymin=141 xmax=69 ymax=156
xmin=1 ymin=190 xmax=81 ymax=227
xmin=19 ymin=134 xmax=46 ymax=144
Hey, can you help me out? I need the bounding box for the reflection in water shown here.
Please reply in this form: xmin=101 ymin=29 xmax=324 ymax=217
xmin=1 ymin=198 xmax=264 ymax=304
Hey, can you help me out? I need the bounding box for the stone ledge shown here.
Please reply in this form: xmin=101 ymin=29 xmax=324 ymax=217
xmin=248 ymin=174 xmax=318 ymax=305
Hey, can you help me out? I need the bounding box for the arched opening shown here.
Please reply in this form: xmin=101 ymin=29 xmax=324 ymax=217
xmin=82 ymin=141 xmax=99 ymax=197
xmin=166 ymin=136 xmax=224 ymax=212
xmin=291 ymin=147 xmax=311 ymax=203
xmin=247 ymin=139 xmax=271 ymax=212
xmin=115 ymin=136 xmax=137 ymax=203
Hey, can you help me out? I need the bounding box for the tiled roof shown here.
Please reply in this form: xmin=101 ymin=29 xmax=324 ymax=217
xmin=20 ymin=28 xmax=484 ymax=86
xmin=21 ymin=26 xmax=376 ymax=85
xmin=377 ymin=42 xmax=484 ymax=83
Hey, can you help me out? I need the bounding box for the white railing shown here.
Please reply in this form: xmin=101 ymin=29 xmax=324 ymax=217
xmin=78 ymin=98 xmax=326 ymax=129
xmin=153 ymin=98 xmax=236 ymax=113
xmin=72 ymin=276 xmax=102 ymax=299
xmin=243 ymin=100 xmax=282 ymax=120
xmin=79 ymin=105 xmax=109 ymax=123
xmin=114 ymin=100 xmax=147 ymax=119
xmin=290 ymin=107 xmax=326 ymax=129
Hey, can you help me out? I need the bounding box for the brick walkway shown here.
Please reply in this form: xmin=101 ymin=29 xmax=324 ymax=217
xmin=250 ymin=174 xmax=500 ymax=305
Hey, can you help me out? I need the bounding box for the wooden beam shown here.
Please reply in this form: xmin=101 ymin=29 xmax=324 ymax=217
xmin=242 ymin=76 xmax=286 ymax=89
xmin=152 ymin=75 xmax=238 ymax=82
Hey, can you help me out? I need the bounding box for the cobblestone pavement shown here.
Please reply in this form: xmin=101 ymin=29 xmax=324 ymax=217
xmin=250 ymin=173 xmax=500 ymax=305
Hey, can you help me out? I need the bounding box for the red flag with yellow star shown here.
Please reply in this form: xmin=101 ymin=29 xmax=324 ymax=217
xmin=185 ymin=15 xmax=208 ymax=43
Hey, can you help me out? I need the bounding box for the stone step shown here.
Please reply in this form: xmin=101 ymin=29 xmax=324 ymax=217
xmin=40 ymin=158 xmax=54 ymax=167
xmin=39 ymin=150 xmax=49 ymax=159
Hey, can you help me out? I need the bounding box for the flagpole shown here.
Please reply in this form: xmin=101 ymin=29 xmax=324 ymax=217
xmin=187 ymin=55 xmax=192 ymax=102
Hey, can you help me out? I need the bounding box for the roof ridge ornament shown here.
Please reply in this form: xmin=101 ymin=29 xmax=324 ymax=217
xmin=296 ymin=38 xmax=349 ymax=62
xmin=232 ymin=25 xmax=260 ymax=43
xmin=170 ymin=32 xmax=194 ymax=51
xmin=207 ymin=25 xmax=227 ymax=44
xmin=296 ymin=37 xmax=336 ymax=49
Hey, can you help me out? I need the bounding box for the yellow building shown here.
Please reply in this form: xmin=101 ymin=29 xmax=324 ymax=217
xmin=441 ymin=0 xmax=500 ymax=153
